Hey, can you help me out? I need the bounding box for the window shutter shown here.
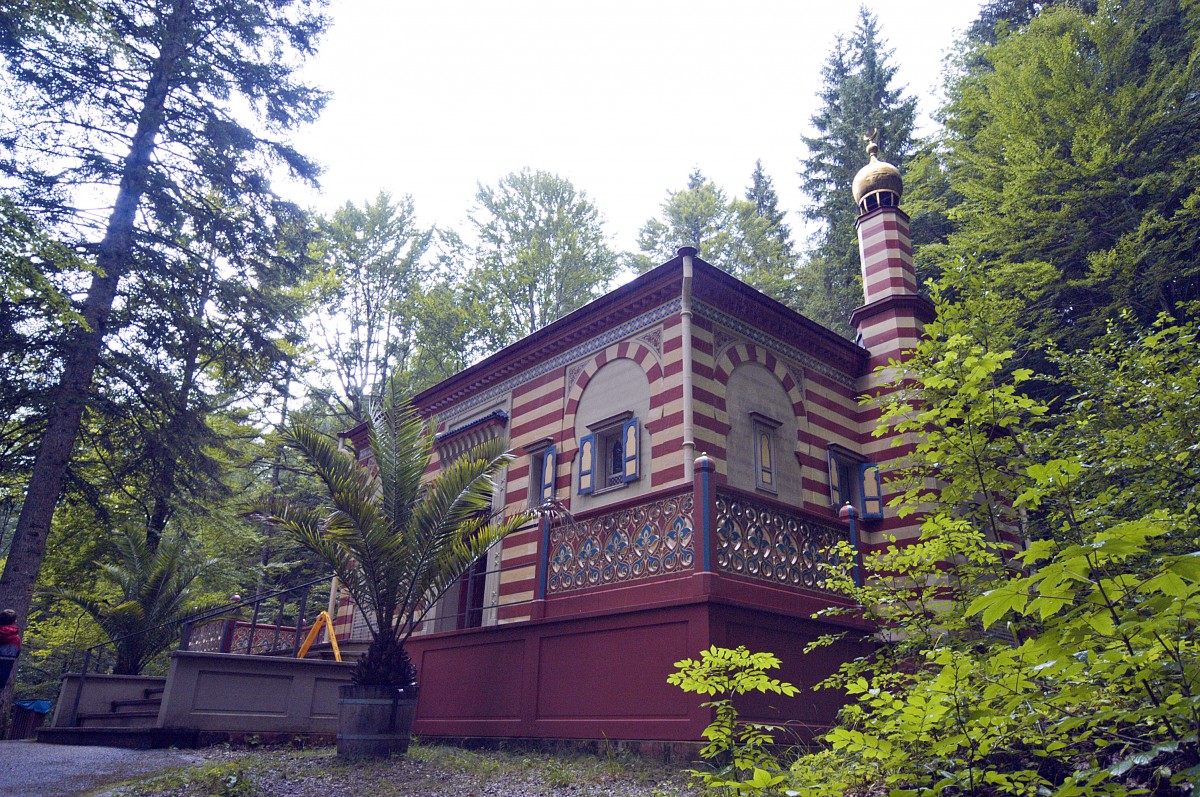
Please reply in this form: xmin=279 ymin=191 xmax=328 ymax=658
xmin=621 ymin=417 xmax=640 ymax=482
xmin=578 ymin=434 xmax=595 ymax=495
xmin=859 ymin=463 xmax=883 ymax=519
xmin=540 ymin=445 xmax=557 ymax=503
xmin=828 ymin=451 xmax=842 ymax=507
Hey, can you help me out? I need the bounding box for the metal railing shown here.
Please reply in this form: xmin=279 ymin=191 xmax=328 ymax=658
xmin=536 ymin=482 xmax=851 ymax=599
xmin=544 ymin=487 xmax=695 ymax=595
xmin=66 ymin=575 xmax=334 ymax=678
xmin=179 ymin=576 xmax=334 ymax=656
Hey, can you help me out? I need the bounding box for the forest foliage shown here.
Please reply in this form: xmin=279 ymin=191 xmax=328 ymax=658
xmin=670 ymin=3 xmax=1200 ymax=795
xmin=0 ymin=8 xmax=1197 ymax=792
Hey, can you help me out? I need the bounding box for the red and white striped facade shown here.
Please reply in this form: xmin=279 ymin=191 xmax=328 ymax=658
xmin=326 ymin=170 xmax=933 ymax=742
xmin=851 ymin=204 xmax=935 ymax=550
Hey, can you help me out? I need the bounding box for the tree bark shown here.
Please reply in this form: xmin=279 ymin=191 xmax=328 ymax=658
xmin=0 ymin=0 xmax=195 ymax=626
xmin=146 ymin=260 xmax=212 ymax=551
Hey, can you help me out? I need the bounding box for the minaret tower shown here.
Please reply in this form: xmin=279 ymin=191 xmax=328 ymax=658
xmin=850 ymin=133 xmax=934 ymax=544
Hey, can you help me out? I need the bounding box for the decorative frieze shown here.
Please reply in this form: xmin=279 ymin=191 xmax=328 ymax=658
xmin=635 ymin=326 xmax=663 ymax=355
xmin=698 ymin=304 xmax=859 ymax=388
xmin=441 ymin=301 xmax=681 ymax=424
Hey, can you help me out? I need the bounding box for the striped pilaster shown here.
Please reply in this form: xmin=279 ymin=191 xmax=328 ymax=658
xmin=852 ymin=202 xmax=933 ymax=547
xmin=856 ymin=208 xmax=917 ymax=306
xmin=653 ymin=315 xmax=687 ymax=485
xmin=494 ymin=368 xmax=568 ymax=623
xmin=690 ymin=319 xmax=723 ymax=463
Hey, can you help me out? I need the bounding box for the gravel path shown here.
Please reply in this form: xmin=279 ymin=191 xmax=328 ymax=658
xmin=0 ymin=740 xmax=204 ymax=797
xmin=98 ymin=743 xmax=701 ymax=797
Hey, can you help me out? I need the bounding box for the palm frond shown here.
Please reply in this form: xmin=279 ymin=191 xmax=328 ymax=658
xmin=52 ymin=525 xmax=216 ymax=674
xmin=265 ymin=390 xmax=534 ymax=685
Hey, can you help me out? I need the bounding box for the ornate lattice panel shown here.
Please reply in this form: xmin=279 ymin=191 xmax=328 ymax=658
xmin=714 ymin=489 xmax=846 ymax=589
xmin=227 ymin=622 xmax=298 ymax=655
xmin=546 ymin=492 xmax=694 ymax=594
xmin=186 ymin=619 xmax=230 ymax=652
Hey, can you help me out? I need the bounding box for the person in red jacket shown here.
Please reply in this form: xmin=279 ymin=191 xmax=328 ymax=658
xmin=0 ymin=609 xmax=20 ymax=690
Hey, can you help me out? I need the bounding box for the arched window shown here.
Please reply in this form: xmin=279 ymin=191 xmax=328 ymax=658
xmin=574 ymin=358 xmax=650 ymax=503
xmin=725 ymin=362 xmax=802 ymax=499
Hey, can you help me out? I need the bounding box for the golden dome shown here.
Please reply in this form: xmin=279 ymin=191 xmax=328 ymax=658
xmin=851 ymin=138 xmax=903 ymax=207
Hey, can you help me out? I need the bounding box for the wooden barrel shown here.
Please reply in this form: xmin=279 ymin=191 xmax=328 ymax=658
xmin=336 ymin=684 xmax=418 ymax=757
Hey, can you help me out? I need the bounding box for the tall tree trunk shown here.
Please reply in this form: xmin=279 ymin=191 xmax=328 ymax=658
xmin=0 ymin=0 xmax=195 ymax=627
xmin=258 ymin=367 xmax=293 ymax=593
xmin=146 ymin=261 xmax=212 ymax=551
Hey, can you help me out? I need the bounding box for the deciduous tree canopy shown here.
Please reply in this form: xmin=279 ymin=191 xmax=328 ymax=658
xmin=466 ymin=169 xmax=618 ymax=348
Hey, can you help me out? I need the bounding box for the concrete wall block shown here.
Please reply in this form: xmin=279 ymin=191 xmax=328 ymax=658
xmin=158 ymin=651 xmax=354 ymax=733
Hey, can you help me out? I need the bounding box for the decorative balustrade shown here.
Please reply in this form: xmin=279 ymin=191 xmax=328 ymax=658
xmin=713 ymin=487 xmax=847 ymax=590
xmin=187 ymin=619 xmax=301 ymax=655
xmin=545 ymin=490 xmax=694 ymax=594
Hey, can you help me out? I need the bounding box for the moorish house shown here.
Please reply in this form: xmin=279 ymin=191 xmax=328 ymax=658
xmin=332 ymin=145 xmax=933 ymax=744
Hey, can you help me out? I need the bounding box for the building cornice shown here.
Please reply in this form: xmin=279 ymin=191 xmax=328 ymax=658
xmin=849 ymin=293 xmax=936 ymax=329
xmin=413 ymin=255 xmax=871 ymax=420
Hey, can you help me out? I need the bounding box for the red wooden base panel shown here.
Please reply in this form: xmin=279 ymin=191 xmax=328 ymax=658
xmin=406 ymin=598 xmax=869 ymax=743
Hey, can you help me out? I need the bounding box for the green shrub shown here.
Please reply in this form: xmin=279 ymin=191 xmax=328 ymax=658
xmin=668 ymin=645 xmax=797 ymax=795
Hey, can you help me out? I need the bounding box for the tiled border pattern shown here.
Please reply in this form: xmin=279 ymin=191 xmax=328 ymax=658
xmin=440 ymin=297 xmax=857 ymax=424
xmin=695 ymin=304 xmax=858 ymax=388
xmin=440 ymin=300 xmax=681 ymax=423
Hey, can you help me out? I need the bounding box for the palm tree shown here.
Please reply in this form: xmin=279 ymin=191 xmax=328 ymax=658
xmin=55 ymin=526 xmax=217 ymax=674
xmin=265 ymin=377 xmax=530 ymax=687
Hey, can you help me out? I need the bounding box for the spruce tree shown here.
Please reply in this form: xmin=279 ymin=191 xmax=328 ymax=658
xmin=797 ymin=8 xmax=917 ymax=336
xmin=0 ymin=0 xmax=328 ymax=626
xmin=939 ymin=0 xmax=1200 ymax=352
xmin=635 ymin=170 xmax=737 ymax=271
xmin=745 ymin=160 xmax=796 ymax=264
xmin=636 ymin=167 xmax=799 ymax=306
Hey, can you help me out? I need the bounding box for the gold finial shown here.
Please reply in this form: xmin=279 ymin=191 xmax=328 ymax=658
xmin=852 ymin=127 xmax=902 ymax=209
xmin=864 ymin=128 xmax=879 ymax=159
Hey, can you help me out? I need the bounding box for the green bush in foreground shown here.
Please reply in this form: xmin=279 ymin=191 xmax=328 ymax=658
xmin=787 ymin=278 xmax=1200 ymax=796
xmin=673 ymin=278 xmax=1200 ymax=796
xmin=669 ymin=645 xmax=798 ymax=795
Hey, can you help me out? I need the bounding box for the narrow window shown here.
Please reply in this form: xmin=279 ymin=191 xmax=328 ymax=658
xmin=751 ymin=413 xmax=781 ymax=494
xmin=620 ymin=417 xmax=640 ymax=482
xmin=578 ymin=434 xmax=595 ymax=495
xmin=858 ymin=462 xmax=883 ymax=519
xmin=578 ymin=414 xmax=640 ymax=495
xmin=529 ymin=444 xmax=556 ymax=508
xmin=828 ymin=446 xmax=883 ymax=519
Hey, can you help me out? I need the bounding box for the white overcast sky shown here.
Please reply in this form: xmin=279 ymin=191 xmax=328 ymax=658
xmin=291 ymin=1 xmax=982 ymax=253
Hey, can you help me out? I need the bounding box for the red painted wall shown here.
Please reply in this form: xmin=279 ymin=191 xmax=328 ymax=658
xmin=406 ymin=587 xmax=870 ymax=743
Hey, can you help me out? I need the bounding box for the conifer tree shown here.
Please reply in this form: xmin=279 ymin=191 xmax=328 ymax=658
xmin=635 ymin=170 xmax=737 ymax=271
xmin=797 ymin=8 xmax=917 ymax=335
xmin=745 ymin=160 xmax=796 ymax=264
xmin=938 ymin=0 xmax=1200 ymax=351
xmin=636 ymin=167 xmax=799 ymax=306
xmin=0 ymin=0 xmax=328 ymax=626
